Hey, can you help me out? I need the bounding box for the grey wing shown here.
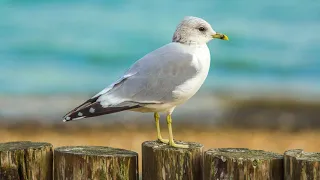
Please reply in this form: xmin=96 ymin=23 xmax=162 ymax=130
xmin=98 ymin=43 xmax=199 ymax=106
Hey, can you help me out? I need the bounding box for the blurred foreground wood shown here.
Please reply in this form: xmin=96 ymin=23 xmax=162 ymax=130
xmin=142 ymin=141 xmax=203 ymax=180
xmin=204 ymin=148 xmax=283 ymax=180
xmin=0 ymin=141 xmax=53 ymax=180
xmin=2 ymin=141 xmax=320 ymax=179
xmin=284 ymin=149 xmax=320 ymax=180
xmin=54 ymin=146 xmax=138 ymax=180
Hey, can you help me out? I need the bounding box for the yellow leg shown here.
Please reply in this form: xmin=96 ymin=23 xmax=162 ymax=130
xmin=166 ymin=114 xmax=189 ymax=148
xmin=154 ymin=113 xmax=169 ymax=144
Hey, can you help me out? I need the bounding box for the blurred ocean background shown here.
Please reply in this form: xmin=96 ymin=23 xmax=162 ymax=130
xmin=0 ymin=0 xmax=319 ymax=127
xmin=2 ymin=0 xmax=320 ymax=163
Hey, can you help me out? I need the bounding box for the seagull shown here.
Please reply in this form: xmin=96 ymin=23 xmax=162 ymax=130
xmin=63 ymin=16 xmax=228 ymax=148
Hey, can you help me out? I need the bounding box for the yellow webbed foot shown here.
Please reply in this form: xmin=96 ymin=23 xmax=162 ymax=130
xmin=169 ymin=141 xmax=189 ymax=148
xmin=158 ymin=138 xmax=169 ymax=144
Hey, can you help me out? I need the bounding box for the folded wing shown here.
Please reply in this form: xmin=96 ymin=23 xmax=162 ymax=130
xmin=63 ymin=43 xmax=198 ymax=121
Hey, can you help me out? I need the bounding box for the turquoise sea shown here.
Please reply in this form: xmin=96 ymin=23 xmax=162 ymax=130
xmin=1 ymin=0 xmax=319 ymax=100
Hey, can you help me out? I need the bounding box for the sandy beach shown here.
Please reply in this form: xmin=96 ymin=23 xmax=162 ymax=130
xmin=1 ymin=124 xmax=320 ymax=171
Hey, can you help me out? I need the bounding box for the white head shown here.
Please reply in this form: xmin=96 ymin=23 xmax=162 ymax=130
xmin=172 ymin=16 xmax=228 ymax=44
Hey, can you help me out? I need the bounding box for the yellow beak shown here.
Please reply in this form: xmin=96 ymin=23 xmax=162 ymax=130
xmin=212 ymin=33 xmax=229 ymax=40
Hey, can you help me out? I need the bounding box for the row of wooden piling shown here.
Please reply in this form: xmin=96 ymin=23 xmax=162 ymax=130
xmin=0 ymin=141 xmax=320 ymax=179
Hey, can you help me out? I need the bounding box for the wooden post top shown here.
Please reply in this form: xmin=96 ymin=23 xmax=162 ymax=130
xmin=204 ymin=148 xmax=284 ymax=180
xmin=55 ymin=146 xmax=137 ymax=157
xmin=0 ymin=141 xmax=52 ymax=151
xmin=142 ymin=140 xmax=204 ymax=180
xmin=284 ymin=149 xmax=320 ymax=180
xmin=206 ymin=148 xmax=283 ymax=159
xmin=142 ymin=140 xmax=203 ymax=150
xmin=285 ymin=149 xmax=320 ymax=161
xmin=0 ymin=141 xmax=53 ymax=180
xmin=54 ymin=146 xmax=139 ymax=180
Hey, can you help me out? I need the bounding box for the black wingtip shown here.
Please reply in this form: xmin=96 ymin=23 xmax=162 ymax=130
xmin=63 ymin=111 xmax=87 ymax=122
xmin=62 ymin=96 xmax=101 ymax=122
xmin=62 ymin=103 xmax=141 ymax=122
xmin=62 ymin=116 xmax=71 ymax=122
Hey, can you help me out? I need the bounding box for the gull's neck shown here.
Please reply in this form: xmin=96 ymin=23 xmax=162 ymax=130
xmin=172 ymin=38 xmax=203 ymax=46
xmin=172 ymin=32 xmax=204 ymax=45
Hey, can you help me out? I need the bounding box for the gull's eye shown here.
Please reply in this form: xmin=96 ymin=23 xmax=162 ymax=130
xmin=198 ymin=27 xmax=206 ymax=32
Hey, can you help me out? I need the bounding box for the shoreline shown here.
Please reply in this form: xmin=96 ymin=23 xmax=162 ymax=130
xmin=1 ymin=93 xmax=320 ymax=129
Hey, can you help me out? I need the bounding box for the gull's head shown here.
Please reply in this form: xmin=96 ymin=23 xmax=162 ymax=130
xmin=172 ymin=16 xmax=228 ymax=44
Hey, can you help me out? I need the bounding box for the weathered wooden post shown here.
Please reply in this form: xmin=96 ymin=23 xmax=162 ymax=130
xmin=54 ymin=146 xmax=138 ymax=180
xmin=0 ymin=141 xmax=53 ymax=180
xmin=204 ymin=148 xmax=283 ymax=180
xmin=284 ymin=149 xmax=320 ymax=180
xmin=142 ymin=140 xmax=203 ymax=180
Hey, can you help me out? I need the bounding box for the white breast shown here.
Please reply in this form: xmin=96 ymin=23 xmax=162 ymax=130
xmin=131 ymin=43 xmax=211 ymax=113
xmin=172 ymin=44 xmax=211 ymax=104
